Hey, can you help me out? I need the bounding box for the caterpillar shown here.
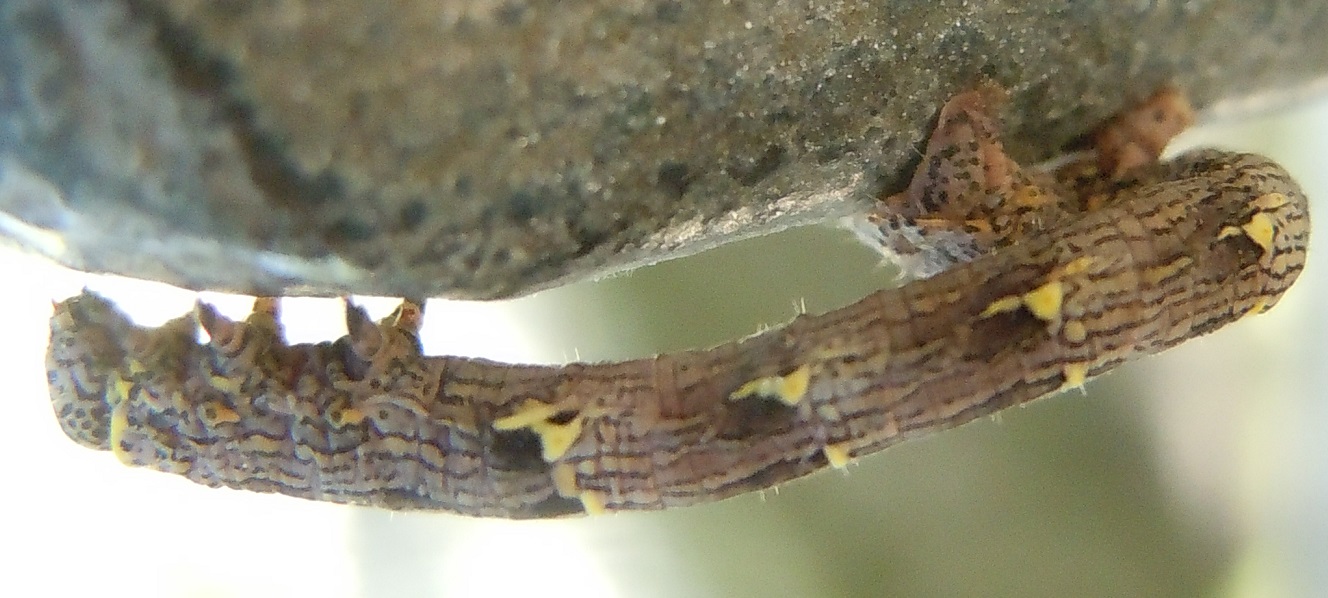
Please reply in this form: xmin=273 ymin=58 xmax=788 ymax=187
xmin=44 ymin=87 xmax=1311 ymax=518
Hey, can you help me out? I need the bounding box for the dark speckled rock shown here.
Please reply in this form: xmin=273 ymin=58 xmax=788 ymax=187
xmin=3 ymin=0 xmax=1327 ymax=299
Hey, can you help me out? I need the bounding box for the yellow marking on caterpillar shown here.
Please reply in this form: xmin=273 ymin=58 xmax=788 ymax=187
xmin=373 ymin=435 xmax=415 ymax=455
xmin=962 ymin=218 xmax=994 ymax=234
xmin=1242 ymin=213 xmax=1276 ymax=256
xmin=209 ymin=375 xmax=242 ymax=394
xmin=979 ymin=295 xmax=1024 ymax=317
xmin=199 ymin=403 xmax=241 ymax=426
xmin=238 ymin=434 xmax=286 ymax=455
xmin=532 ymin=417 xmax=583 ymax=461
xmin=1013 ymin=185 xmax=1051 ymax=208
xmin=126 ymin=358 xmax=146 ymax=376
xmin=1063 ymin=321 xmax=1087 ymax=344
xmin=981 ymin=257 xmax=1096 ymax=322
xmin=493 ymin=400 xmax=559 ymax=429
xmin=1245 ymin=297 xmax=1271 ymax=317
xmin=1021 ymin=280 xmax=1064 ymax=322
xmin=579 ymin=491 xmax=607 ymax=515
xmin=1252 ymin=192 xmax=1290 ymax=210
xmin=108 ymin=398 xmax=132 ymax=464
xmin=1061 ymin=257 xmax=1096 ymax=276
xmin=823 ymin=444 xmax=852 ymax=469
xmin=1060 ymin=363 xmax=1089 ymax=393
xmin=493 ymin=400 xmax=585 ymax=461
xmin=728 ymin=364 xmax=812 ymax=406
xmin=110 ymin=375 xmax=133 ymax=407
xmin=1143 ymin=256 xmax=1194 ymax=286
xmin=442 ymin=381 xmax=491 ymax=399
xmin=1218 ymin=211 xmax=1276 ymax=257
xmin=816 ymin=404 xmax=841 ymax=421
xmin=330 ymin=406 xmax=366 ymax=427
xmin=553 ymin=464 xmax=579 ymax=496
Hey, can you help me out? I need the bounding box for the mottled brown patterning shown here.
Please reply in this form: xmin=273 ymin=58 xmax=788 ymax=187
xmin=45 ymin=90 xmax=1310 ymax=519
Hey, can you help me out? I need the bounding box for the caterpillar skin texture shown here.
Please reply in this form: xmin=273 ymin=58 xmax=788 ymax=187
xmin=46 ymin=88 xmax=1310 ymax=518
xmin=46 ymin=150 xmax=1309 ymax=518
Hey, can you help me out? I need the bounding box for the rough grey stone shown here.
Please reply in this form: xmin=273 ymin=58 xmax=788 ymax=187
xmin=3 ymin=0 xmax=1327 ymax=299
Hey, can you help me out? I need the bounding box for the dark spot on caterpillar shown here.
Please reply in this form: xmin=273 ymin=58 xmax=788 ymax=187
xmin=524 ymin=494 xmax=584 ymax=519
xmin=712 ymin=396 xmax=797 ymax=441
xmin=1213 ymin=228 xmax=1264 ymax=270
xmin=965 ymin=308 xmax=1045 ymax=362
xmin=487 ymin=427 xmax=549 ymax=474
xmin=545 ymin=410 xmax=579 ymax=426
